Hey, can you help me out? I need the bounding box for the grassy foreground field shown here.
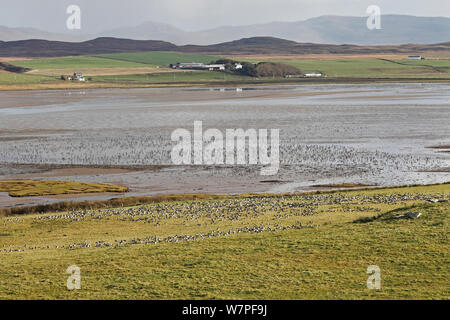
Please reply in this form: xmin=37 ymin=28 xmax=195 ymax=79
xmin=0 ymin=184 xmax=448 ymax=299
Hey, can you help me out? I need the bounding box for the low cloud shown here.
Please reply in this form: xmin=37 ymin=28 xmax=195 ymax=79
xmin=0 ymin=0 xmax=448 ymax=33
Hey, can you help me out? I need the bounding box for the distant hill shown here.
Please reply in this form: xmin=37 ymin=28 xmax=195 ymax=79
xmin=186 ymin=15 xmax=450 ymax=45
xmin=98 ymin=21 xmax=189 ymax=44
xmin=180 ymin=37 xmax=450 ymax=55
xmin=0 ymin=36 xmax=449 ymax=58
xmin=0 ymin=38 xmax=177 ymax=57
xmin=1 ymin=15 xmax=449 ymax=45
xmin=0 ymin=26 xmax=89 ymax=42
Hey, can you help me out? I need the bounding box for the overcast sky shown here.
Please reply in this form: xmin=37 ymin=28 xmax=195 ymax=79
xmin=1 ymin=0 xmax=450 ymax=33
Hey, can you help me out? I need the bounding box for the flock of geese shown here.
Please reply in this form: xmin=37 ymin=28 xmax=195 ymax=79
xmin=1 ymin=191 xmax=448 ymax=253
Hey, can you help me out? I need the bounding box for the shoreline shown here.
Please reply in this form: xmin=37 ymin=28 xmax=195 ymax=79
xmin=1 ymin=77 xmax=450 ymax=91
xmin=1 ymin=182 xmax=448 ymax=216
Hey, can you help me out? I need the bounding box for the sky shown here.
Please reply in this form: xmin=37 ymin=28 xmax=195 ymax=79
xmin=1 ymin=0 xmax=450 ymax=33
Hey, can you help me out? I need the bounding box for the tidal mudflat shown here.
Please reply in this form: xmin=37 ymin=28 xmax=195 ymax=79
xmin=0 ymin=83 xmax=449 ymax=207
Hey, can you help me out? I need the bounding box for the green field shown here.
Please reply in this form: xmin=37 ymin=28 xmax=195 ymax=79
xmin=12 ymin=56 xmax=148 ymax=70
xmin=0 ymin=72 xmax=56 ymax=84
xmin=95 ymin=52 xmax=221 ymax=66
xmin=0 ymin=184 xmax=448 ymax=299
xmin=93 ymin=71 xmax=251 ymax=83
xmin=240 ymin=57 xmax=450 ymax=78
xmin=11 ymin=52 xmax=221 ymax=70
xmin=2 ymin=54 xmax=450 ymax=90
xmin=7 ymin=54 xmax=450 ymax=79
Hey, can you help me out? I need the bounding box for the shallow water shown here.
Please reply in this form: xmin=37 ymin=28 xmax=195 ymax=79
xmin=0 ymin=83 xmax=449 ymax=201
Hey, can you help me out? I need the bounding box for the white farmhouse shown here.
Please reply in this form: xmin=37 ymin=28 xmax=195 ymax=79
xmin=72 ymin=72 xmax=85 ymax=81
xmin=304 ymin=72 xmax=323 ymax=77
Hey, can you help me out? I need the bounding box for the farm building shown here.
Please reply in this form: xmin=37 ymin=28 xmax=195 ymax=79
xmin=304 ymin=72 xmax=323 ymax=77
xmin=173 ymin=62 xmax=225 ymax=71
xmin=408 ymin=56 xmax=424 ymax=60
xmin=284 ymin=74 xmax=303 ymax=78
xmin=206 ymin=64 xmax=226 ymax=71
xmin=173 ymin=62 xmax=204 ymax=69
xmin=67 ymin=72 xmax=86 ymax=81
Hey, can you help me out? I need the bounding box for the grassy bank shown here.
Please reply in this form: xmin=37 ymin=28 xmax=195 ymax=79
xmin=0 ymin=72 xmax=55 ymax=85
xmin=93 ymin=71 xmax=251 ymax=83
xmin=0 ymin=180 xmax=128 ymax=197
xmin=1 ymin=76 xmax=450 ymax=91
xmin=0 ymin=184 xmax=448 ymax=299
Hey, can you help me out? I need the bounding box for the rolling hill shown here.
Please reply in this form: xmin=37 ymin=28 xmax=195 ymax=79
xmin=180 ymin=37 xmax=450 ymax=55
xmin=1 ymin=36 xmax=449 ymax=58
xmin=0 ymin=38 xmax=177 ymax=57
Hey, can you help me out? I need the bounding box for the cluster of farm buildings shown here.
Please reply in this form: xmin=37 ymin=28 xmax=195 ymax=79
xmin=62 ymin=55 xmax=425 ymax=82
xmin=172 ymin=61 xmax=324 ymax=77
xmin=62 ymin=72 xmax=86 ymax=82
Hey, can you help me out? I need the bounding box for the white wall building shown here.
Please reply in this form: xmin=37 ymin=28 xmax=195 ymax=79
xmin=304 ymin=72 xmax=323 ymax=77
xmin=174 ymin=62 xmax=225 ymax=71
